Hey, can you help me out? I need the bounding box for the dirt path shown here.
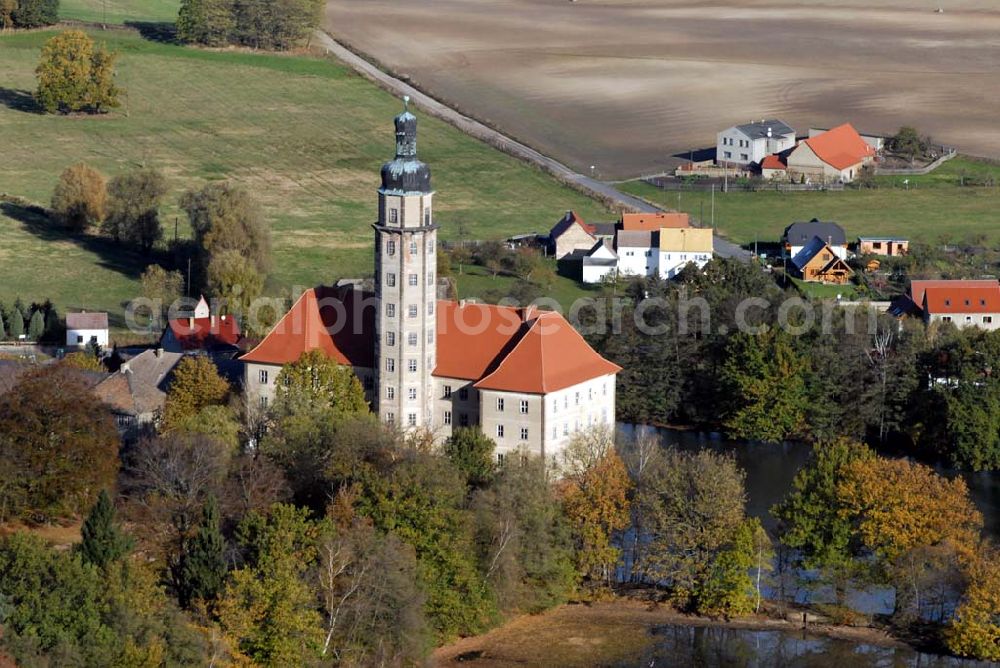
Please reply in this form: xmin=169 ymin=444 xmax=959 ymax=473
xmin=313 ymin=30 xmax=750 ymax=261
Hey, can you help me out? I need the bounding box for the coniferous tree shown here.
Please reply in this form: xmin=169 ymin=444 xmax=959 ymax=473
xmin=43 ymin=304 xmax=61 ymax=343
xmin=79 ymin=489 xmax=134 ymax=569
xmin=0 ymin=311 xmax=6 ymax=341
xmin=27 ymin=309 xmax=45 ymax=341
xmin=9 ymin=308 xmax=24 ymax=340
xmin=179 ymin=495 xmax=227 ymax=607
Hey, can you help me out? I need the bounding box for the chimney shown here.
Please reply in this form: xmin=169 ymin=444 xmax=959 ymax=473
xmin=120 ymin=361 xmax=131 ymax=374
xmin=155 ymin=347 xmax=164 ymax=358
xmin=188 ymin=317 xmax=194 ymax=328
xmin=767 ymin=127 xmax=772 ymax=138
xmin=211 ymin=315 xmax=216 ymax=327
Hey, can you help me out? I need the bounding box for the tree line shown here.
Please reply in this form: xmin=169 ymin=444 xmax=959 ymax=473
xmin=0 ymin=298 xmax=62 ymax=343
xmin=1 ymin=343 xmax=998 ymax=661
xmin=586 ymin=258 xmax=1000 ymax=471
xmin=47 ymin=160 xmax=272 ymax=330
xmin=0 ymin=0 xmax=57 ymax=29
xmin=176 ymin=0 xmax=323 ymax=51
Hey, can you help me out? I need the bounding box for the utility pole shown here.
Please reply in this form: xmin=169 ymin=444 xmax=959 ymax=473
xmin=710 ymin=184 xmax=715 ymax=227
xmin=186 ymin=258 xmax=192 ymax=297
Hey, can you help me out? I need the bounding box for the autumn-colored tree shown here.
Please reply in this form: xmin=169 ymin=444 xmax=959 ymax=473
xmin=51 ymin=162 xmax=107 ymax=232
xmin=35 ymin=30 xmax=121 ymax=114
xmin=274 ymin=349 xmax=368 ymax=416
xmin=0 ymin=365 xmax=119 ymax=522
xmin=102 ymin=167 xmax=169 ymax=252
xmin=1 ymin=0 xmax=19 ymax=28
xmin=947 ymin=546 xmax=1000 ymax=662
xmin=60 ymin=350 xmax=105 ymax=371
xmin=559 ymin=433 xmax=631 ymax=586
xmin=162 ymin=355 xmax=230 ymax=430
xmin=837 ymin=456 xmax=982 ymax=564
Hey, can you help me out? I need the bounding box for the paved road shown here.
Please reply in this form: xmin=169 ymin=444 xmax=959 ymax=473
xmin=315 ymin=31 xmax=750 ymax=261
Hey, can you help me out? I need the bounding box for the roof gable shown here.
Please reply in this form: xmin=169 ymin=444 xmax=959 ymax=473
xmin=474 ymin=312 xmax=621 ymax=394
xmin=550 ymin=211 xmax=596 ymax=240
xmin=801 ymin=123 xmax=874 ymax=170
xmin=166 ymin=316 xmax=241 ymax=350
xmin=790 ymin=236 xmax=835 ymax=270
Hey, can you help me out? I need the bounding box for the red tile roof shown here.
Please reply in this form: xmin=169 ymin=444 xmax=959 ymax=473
xmin=801 ymin=123 xmax=875 ymax=170
xmin=923 ymin=285 xmax=1000 ymax=314
xmin=550 ymin=210 xmax=597 ymax=238
xmin=240 ymin=287 xmax=375 ymax=367
xmin=434 ymin=301 xmax=526 ymax=380
xmin=242 ymin=288 xmax=620 ymax=393
xmin=620 ymin=212 xmax=689 ymax=231
xmin=166 ymin=316 xmax=241 ymax=351
xmin=475 ymin=311 xmax=621 ymax=394
xmin=909 ymin=280 xmax=999 ymax=309
xmin=761 ymin=154 xmax=787 ymax=170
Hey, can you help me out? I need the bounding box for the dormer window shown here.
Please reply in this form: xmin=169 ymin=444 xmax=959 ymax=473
xmin=964 ymin=299 xmax=971 ymax=306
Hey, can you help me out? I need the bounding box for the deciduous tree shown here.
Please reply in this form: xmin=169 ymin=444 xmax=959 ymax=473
xmin=177 ymin=0 xmax=234 ymax=46
xmin=10 ymin=0 xmax=58 ymax=28
xmin=0 ymin=365 xmax=119 ymax=522
xmin=35 ymin=30 xmax=120 ymax=114
xmin=51 ymin=162 xmax=106 ymax=232
xmin=443 ymin=427 xmax=497 ymax=489
xmin=275 ymin=349 xmax=368 ymax=416
xmin=163 ymin=355 xmax=230 ymax=429
xmin=947 ymin=546 xmax=1000 ymax=662
xmin=102 ymin=167 xmax=168 ymax=251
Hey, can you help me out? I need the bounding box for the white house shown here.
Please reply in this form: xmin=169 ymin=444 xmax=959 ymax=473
xmin=717 ymin=119 xmax=796 ymax=166
xmin=66 ymin=312 xmax=109 ymax=348
xmin=615 ymin=230 xmax=657 ymax=277
xmin=657 ymin=228 xmax=714 ymax=279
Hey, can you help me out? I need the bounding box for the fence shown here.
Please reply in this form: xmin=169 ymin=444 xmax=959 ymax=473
xmin=875 ymin=148 xmax=958 ymax=176
xmin=641 ymin=176 xmax=844 ymax=193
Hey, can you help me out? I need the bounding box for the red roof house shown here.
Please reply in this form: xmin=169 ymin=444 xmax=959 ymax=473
xmin=786 ymin=123 xmax=875 ymax=182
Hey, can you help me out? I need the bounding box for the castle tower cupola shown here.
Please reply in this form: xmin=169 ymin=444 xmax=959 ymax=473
xmin=380 ymin=96 xmax=432 ymax=195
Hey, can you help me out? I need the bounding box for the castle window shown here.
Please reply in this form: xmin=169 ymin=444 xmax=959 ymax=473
xmin=459 ymin=388 xmax=468 ymax=401
xmin=496 ymin=397 xmax=505 ymax=412
xmin=427 ymin=271 xmax=434 ymax=285
xmin=428 ymin=302 xmax=434 ymax=315
xmin=424 ymin=207 xmax=431 ymax=225
xmin=429 ymin=239 xmax=435 ymax=254
xmin=408 ymin=359 xmax=417 ymax=373
xmin=386 ymin=359 xmax=395 ymax=372
xmin=553 ymin=399 xmax=557 ymax=413
xmin=575 ymin=392 xmax=580 ymax=405
xmin=386 ymin=272 xmax=396 ymax=287
xmin=496 ymin=424 xmax=505 ymax=439
xmin=588 ymin=388 xmax=593 ymax=400
xmin=259 ymin=369 xmax=268 ymax=384
xmin=520 ymin=427 xmax=529 ymax=441
xmin=444 ymin=411 xmax=452 ymax=425
xmin=386 ymin=303 xmax=396 ymax=318
xmin=562 ymin=423 xmax=568 ymax=436
xmin=408 ymin=413 xmax=417 ymax=427
xmin=552 ymin=426 xmax=557 ymax=439
xmin=386 ymin=240 xmax=396 ymax=255
xmin=444 ymin=385 xmax=452 ymax=399
xmin=408 ymin=273 xmax=418 ymax=286
xmin=497 ymin=452 xmax=505 ymax=466
xmin=386 ymin=386 xmax=395 ymax=400
xmin=408 ymin=332 xmax=418 ymax=346
xmin=520 ymin=400 xmax=528 ymax=414
xmin=459 ymin=413 xmax=469 ymax=426
xmin=260 ymin=396 xmax=268 ymax=409
xmin=427 ymin=330 xmax=434 ymax=344
xmin=386 ymin=412 xmax=395 ymax=425
xmin=603 ymin=383 xmax=607 ymax=396
xmin=408 ymin=387 xmax=417 ymax=400
xmin=409 ymin=241 xmax=417 ymax=255
xmin=985 ymin=316 xmax=993 ymax=324
xmin=389 ymin=208 xmax=398 ymax=224
xmin=408 ymin=305 xmax=418 ymax=318
xmin=387 ymin=331 xmax=395 ymax=346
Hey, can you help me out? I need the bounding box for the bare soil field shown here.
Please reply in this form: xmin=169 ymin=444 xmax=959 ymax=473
xmin=325 ymin=0 xmax=1000 ymax=179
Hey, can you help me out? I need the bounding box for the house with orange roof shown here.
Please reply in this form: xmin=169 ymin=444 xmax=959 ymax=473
xmin=891 ymin=279 xmax=1000 ymax=330
xmin=161 ymin=296 xmax=241 ymax=354
xmin=785 ymin=123 xmax=876 ymax=183
xmin=547 ymin=210 xmax=597 ymax=259
xmin=243 ymin=106 xmax=620 ymax=463
xmin=619 ymin=212 xmax=690 ymax=232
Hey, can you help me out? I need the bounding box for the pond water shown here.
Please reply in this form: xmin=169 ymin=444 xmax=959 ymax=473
xmin=622 ymin=426 xmax=1000 ymax=538
xmin=626 ymin=625 xmax=991 ymax=667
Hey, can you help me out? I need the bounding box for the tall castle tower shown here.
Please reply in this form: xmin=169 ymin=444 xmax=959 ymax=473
xmin=374 ymin=98 xmax=437 ymax=430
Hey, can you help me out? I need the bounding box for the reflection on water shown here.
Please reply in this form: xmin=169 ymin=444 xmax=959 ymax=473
xmin=629 ymin=625 xmax=989 ymax=668
xmin=621 ymin=426 xmax=1000 ymax=538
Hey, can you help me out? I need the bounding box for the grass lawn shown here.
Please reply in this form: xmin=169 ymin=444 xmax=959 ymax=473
xmin=620 ymin=157 xmax=1000 ymax=249
xmin=0 ymin=28 xmax=607 ymax=324
xmin=452 ymin=261 xmax=602 ymax=313
xmin=788 ymin=277 xmax=863 ymax=301
xmin=60 ymin=0 xmax=180 ymax=25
